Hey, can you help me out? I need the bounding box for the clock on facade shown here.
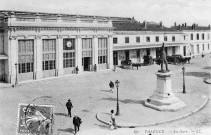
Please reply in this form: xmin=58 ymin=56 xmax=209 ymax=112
xmin=66 ymin=41 xmax=72 ymax=48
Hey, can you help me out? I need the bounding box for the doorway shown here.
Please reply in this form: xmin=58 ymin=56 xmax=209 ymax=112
xmin=183 ymin=46 xmax=186 ymax=56
xmin=113 ymin=51 xmax=118 ymax=66
xmin=83 ymin=57 xmax=91 ymax=71
xmin=125 ymin=50 xmax=130 ymax=61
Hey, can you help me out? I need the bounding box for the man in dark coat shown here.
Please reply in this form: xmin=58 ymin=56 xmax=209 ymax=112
xmin=109 ymin=81 xmax=114 ymax=92
xmin=66 ymin=99 xmax=73 ymax=117
xmin=73 ymin=115 xmax=82 ymax=134
xmin=160 ymin=43 xmax=169 ymax=71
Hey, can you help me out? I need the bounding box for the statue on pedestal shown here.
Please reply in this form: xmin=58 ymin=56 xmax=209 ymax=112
xmin=159 ymin=43 xmax=169 ymax=72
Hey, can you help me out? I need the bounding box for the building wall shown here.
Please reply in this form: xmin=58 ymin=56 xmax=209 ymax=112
xmin=185 ymin=31 xmax=211 ymax=56
xmin=0 ymin=33 xmax=3 ymax=53
xmin=2 ymin=15 xmax=113 ymax=83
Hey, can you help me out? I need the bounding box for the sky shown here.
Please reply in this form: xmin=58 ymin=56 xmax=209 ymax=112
xmin=1 ymin=0 xmax=211 ymax=27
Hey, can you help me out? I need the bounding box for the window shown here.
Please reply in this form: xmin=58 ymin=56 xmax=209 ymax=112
xmin=136 ymin=37 xmax=140 ymax=43
xmin=82 ymin=38 xmax=92 ymax=49
xmin=42 ymin=39 xmax=56 ymax=71
xmin=98 ymin=38 xmax=108 ymax=64
xmin=184 ymin=36 xmax=186 ymax=40
xmin=125 ymin=37 xmax=129 ymax=43
xmin=197 ymin=33 xmax=199 ymax=40
xmin=146 ymin=37 xmax=150 ymax=42
xmin=113 ymin=38 xmax=118 ymax=44
xmin=164 ymin=36 xmax=167 ymax=41
xmin=208 ymin=44 xmax=210 ymax=50
xmin=203 ymin=44 xmax=204 ymax=51
xmin=202 ymin=33 xmax=204 ymax=40
xmin=208 ymin=33 xmax=210 ymax=40
xmin=191 ymin=34 xmax=193 ymax=40
xmin=172 ymin=36 xmax=175 ymax=42
xmin=63 ymin=38 xmax=75 ymax=68
xmin=18 ymin=40 xmax=34 ymax=74
xmin=197 ymin=44 xmax=200 ymax=53
xmin=156 ymin=36 xmax=159 ymax=42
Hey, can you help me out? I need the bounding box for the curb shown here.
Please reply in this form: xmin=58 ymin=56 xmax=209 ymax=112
xmin=96 ymin=95 xmax=209 ymax=128
xmin=204 ymin=78 xmax=211 ymax=84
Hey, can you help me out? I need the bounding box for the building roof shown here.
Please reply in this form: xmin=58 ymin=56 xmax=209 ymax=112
xmin=0 ymin=10 xmax=132 ymax=22
xmin=112 ymin=21 xmax=176 ymax=31
xmin=171 ymin=24 xmax=211 ymax=31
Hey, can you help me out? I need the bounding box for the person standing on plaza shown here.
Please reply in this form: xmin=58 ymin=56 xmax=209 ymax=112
xmin=66 ymin=99 xmax=73 ymax=117
xmin=110 ymin=110 xmax=117 ymax=129
xmin=94 ymin=64 xmax=97 ymax=72
xmin=109 ymin=81 xmax=114 ymax=93
xmin=73 ymin=115 xmax=82 ymax=134
xmin=76 ymin=66 xmax=79 ymax=74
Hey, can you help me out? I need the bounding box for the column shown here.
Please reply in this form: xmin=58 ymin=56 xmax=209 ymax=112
xmin=56 ymin=35 xmax=63 ymax=76
xmin=76 ymin=36 xmax=82 ymax=73
xmin=93 ymin=35 xmax=98 ymax=71
xmin=35 ymin=36 xmax=43 ymax=80
xmin=107 ymin=35 xmax=113 ymax=69
xmin=8 ymin=36 xmax=18 ymax=84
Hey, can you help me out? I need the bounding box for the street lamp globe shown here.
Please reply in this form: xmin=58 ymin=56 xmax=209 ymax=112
xmin=115 ymin=80 xmax=120 ymax=88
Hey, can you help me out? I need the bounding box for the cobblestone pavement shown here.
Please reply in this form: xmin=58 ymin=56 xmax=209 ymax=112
xmin=0 ymin=54 xmax=210 ymax=135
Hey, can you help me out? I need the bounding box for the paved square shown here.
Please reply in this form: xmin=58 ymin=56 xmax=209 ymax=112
xmin=0 ymin=55 xmax=211 ymax=135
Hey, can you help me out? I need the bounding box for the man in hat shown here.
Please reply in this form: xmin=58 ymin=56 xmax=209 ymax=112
xmin=73 ymin=115 xmax=82 ymax=134
xmin=66 ymin=99 xmax=73 ymax=117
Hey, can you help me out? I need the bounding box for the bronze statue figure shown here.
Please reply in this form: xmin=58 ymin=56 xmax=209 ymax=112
xmin=159 ymin=43 xmax=169 ymax=72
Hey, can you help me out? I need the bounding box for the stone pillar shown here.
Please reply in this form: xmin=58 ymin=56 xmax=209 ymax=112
xmin=8 ymin=36 xmax=18 ymax=84
xmin=56 ymin=35 xmax=63 ymax=76
xmin=92 ymin=35 xmax=98 ymax=71
xmin=76 ymin=36 xmax=82 ymax=73
xmin=35 ymin=36 xmax=43 ymax=80
xmin=107 ymin=35 xmax=113 ymax=69
xmin=145 ymin=72 xmax=186 ymax=111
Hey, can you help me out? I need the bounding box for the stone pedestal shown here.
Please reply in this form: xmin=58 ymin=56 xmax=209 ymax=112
xmin=145 ymin=72 xmax=186 ymax=111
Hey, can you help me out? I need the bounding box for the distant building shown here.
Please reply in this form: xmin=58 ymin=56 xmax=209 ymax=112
xmin=112 ymin=21 xmax=211 ymax=66
xmin=171 ymin=23 xmax=211 ymax=57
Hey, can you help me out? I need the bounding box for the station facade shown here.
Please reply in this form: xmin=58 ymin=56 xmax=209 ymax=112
xmin=0 ymin=11 xmax=211 ymax=84
xmin=0 ymin=11 xmax=114 ymax=84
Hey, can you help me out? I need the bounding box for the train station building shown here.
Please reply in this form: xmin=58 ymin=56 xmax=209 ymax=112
xmin=0 ymin=11 xmax=211 ymax=84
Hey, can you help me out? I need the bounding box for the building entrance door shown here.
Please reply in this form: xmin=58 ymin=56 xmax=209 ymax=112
xmin=183 ymin=46 xmax=186 ymax=56
xmin=113 ymin=51 xmax=118 ymax=65
xmin=83 ymin=57 xmax=91 ymax=71
xmin=125 ymin=50 xmax=129 ymax=61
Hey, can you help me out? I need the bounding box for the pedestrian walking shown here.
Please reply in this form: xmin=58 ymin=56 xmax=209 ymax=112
xmin=110 ymin=110 xmax=117 ymax=129
xmin=73 ymin=115 xmax=82 ymax=134
xmin=76 ymin=66 xmax=79 ymax=74
xmin=94 ymin=64 xmax=97 ymax=72
xmin=109 ymin=81 xmax=114 ymax=92
xmin=66 ymin=99 xmax=73 ymax=117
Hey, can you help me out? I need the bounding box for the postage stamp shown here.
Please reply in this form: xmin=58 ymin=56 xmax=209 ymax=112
xmin=17 ymin=103 xmax=55 ymax=135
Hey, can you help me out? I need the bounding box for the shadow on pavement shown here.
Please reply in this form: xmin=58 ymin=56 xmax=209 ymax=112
xmin=185 ymin=72 xmax=210 ymax=78
xmin=203 ymin=66 xmax=211 ymax=70
xmin=101 ymin=98 xmax=145 ymax=105
xmin=94 ymin=124 xmax=110 ymax=130
xmin=58 ymin=127 xmax=75 ymax=134
xmin=54 ymin=113 xmax=68 ymax=117
xmin=100 ymin=90 xmax=112 ymax=93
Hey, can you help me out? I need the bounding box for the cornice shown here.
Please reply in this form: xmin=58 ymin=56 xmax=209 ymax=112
xmin=7 ymin=26 xmax=113 ymax=32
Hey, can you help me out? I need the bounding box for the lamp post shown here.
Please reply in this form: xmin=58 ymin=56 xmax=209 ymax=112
xmin=15 ymin=63 xmax=18 ymax=85
xmin=182 ymin=67 xmax=186 ymax=93
xmin=115 ymin=80 xmax=120 ymax=116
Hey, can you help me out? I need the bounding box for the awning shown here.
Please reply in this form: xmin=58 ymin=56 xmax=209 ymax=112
xmin=113 ymin=43 xmax=187 ymax=51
